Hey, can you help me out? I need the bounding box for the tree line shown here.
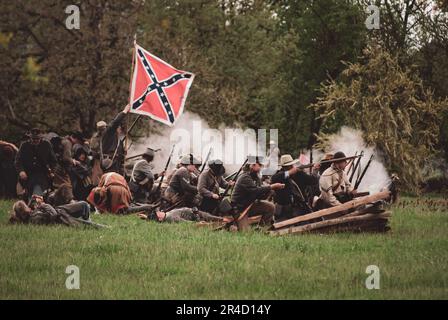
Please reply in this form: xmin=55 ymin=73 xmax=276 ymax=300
xmin=1 ymin=0 xmax=447 ymax=189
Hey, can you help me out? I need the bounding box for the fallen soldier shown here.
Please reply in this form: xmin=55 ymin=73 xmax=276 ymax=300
xmin=140 ymin=207 xmax=229 ymax=223
xmin=9 ymin=195 xmax=91 ymax=227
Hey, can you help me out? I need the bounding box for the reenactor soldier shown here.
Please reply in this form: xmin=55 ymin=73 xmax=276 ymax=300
xmin=164 ymin=154 xmax=201 ymax=208
xmin=10 ymin=196 xmax=91 ymax=226
xmin=145 ymin=206 xmax=226 ymax=223
xmin=90 ymin=120 xmax=107 ymax=185
xmin=231 ymin=155 xmax=285 ymax=226
xmin=198 ymin=159 xmax=233 ymax=213
xmin=271 ymin=154 xmax=312 ymax=221
xmin=315 ymin=151 xmax=357 ymax=209
xmin=128 ymin=148 xmax=163 ymax=204
xmin=165 ymin=155 xmax=183 ymax=185
xmin=71 ymin=146 xmax=93 ymax=201
xmin=45 ymin=132 xmax=78 ymax=189
xmin=87 ymin=172 xmax=132 ymax=214
xmin=15 ymin=128 xmax=57 ymax=199
xmin=99 ymin=104 xmax=130 ymax=175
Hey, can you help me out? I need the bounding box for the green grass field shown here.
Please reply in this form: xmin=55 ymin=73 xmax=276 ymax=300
xmin=0 ymin=196 xmax=447 ymax=299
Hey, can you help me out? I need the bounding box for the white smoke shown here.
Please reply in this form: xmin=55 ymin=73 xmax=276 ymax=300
xmin=129 ymin=115 xmax=390 ymax=193
xmin=127 ymin=112 xmax=262 ymax=175
xmin=321 ymin=126 xmax=390 ymax=193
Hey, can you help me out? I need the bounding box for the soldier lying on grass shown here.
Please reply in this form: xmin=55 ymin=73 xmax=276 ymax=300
xmin=138 ymin=207 xmax=231 ymax=223
xmin=9 ymin=195 xmax=91 ymax=226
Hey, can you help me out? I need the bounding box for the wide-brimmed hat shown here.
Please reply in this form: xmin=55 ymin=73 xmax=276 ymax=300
xmin=279 ymin=154 xmax=299 ymax=167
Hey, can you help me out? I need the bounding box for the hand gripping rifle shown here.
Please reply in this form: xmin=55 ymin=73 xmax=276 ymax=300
xmin=154 ymin=144 xmax=175 ymax=196
xmin=221 ymin=158 xmax=248 ymax=200
xmin=216 ymin=158 xmax=248 ymax=215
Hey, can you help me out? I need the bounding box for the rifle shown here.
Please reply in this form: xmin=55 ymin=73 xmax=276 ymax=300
xmin=221 ymin=158 xmax=248 ymax=200
xmin=200 ymin=147 xmax=212 ymax=173
xmin=354 ymin=154 xmax=374 ymax=189
xmin=224 ymin=171 xmax=238 ymax=181
xmin=334 ymin=191 xmax=370 ymax=202
xmin=291 ymin=181 xmax=313 ymax=213
xmin=349 ymin=150 xmax=364 ymax=183
xmin=296 ymin=154 xmax=362 ymax=170
xmin=125 ymin=148 xmax=161 ymax=161
xmin=346 ymin=151 xmax=358 ymax=176
xmin=154 ymin=144 xmax=175 ymax=195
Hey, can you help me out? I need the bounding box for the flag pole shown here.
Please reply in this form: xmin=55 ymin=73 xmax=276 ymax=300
xmin=125 ymin=34 xmax=137 ymax=155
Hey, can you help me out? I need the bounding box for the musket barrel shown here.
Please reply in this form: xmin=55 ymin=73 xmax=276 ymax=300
xmin=296 ymin=154 xmax=362 ymax=170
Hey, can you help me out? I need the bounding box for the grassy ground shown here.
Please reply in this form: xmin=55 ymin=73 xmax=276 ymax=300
xmin=0 ymin=196 xmax=447 ymax=299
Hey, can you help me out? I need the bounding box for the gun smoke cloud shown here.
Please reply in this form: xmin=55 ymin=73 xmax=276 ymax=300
xmin=129 ymin=114 xmax=390 ymax=193
xmin=319 ymin=126 xmax=390 ymax=193
xmin=128 ymin=111 xmax=270 ymax=174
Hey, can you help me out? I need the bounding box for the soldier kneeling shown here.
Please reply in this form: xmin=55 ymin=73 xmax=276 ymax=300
xmin=314 ymin=151 xmax=357 ymax=210
xmin=231 ymin=156 xmax=285 ymax=227
xmin=164 ymin=154 xmax=201 ymax=209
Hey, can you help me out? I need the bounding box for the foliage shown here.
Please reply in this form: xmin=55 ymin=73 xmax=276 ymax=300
xmin=0 ymin=0 xmax=447 ymax=179
xmin=312 ymin=45 xmax=446 ymax=190
xmin=272 ymin=0 xmax=367 ymax=152
xmin=0 ymin=0 xmax=140 ymax=140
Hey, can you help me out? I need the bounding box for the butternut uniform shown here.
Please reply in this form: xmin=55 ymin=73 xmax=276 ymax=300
xmin=318 ymin=164 xmax=353 ymax=207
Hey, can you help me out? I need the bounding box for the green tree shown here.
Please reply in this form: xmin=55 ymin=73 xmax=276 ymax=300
xmin=312 ymin=45 xmax=446 ymax=190
xmin=272 ymin=0 xmax=367 ymax=154
xmin=0 ymin=0 xmax=140 ymax=142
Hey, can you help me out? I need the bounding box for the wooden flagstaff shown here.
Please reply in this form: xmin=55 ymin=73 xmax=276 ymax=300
xmin=125 ymin=34 xmax=137 ymax=155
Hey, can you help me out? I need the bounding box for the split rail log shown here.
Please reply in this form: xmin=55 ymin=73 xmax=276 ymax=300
xmin=310 ymin=219 xmax=390 ymax=234
xmin=272 ymin=191 xmax=391 ymax=230
xmin=270 ymin=212 xmax=391 ymax=236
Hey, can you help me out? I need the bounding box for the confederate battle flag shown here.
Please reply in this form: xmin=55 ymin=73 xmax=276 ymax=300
xmin=129 ymin=44 xmax=195 ymax=126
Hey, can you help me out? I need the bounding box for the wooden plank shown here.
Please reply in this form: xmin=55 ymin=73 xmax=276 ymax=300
xmin=272 ymin=191 xmax=391 ymax=230
xmin=236 ymin=203 xmax=254 ymax=231
xmin=310 ymin=218 xmax=389 ymax=234
xmin=248 ymin=215 xmax=262 ymax=224
xmin=270 ymin=212 xmax=391 ymax=236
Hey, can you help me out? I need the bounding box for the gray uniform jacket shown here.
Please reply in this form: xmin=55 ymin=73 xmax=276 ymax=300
xmin=168 ymin=167 xmax=198 ymax=195
xmin=164 ymin=207 xmax=223 ymax=223
xmin=197 ymin=168 xmax=228 ymax=198
xmin=231 ymin=171 xmax=271 ymax=210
